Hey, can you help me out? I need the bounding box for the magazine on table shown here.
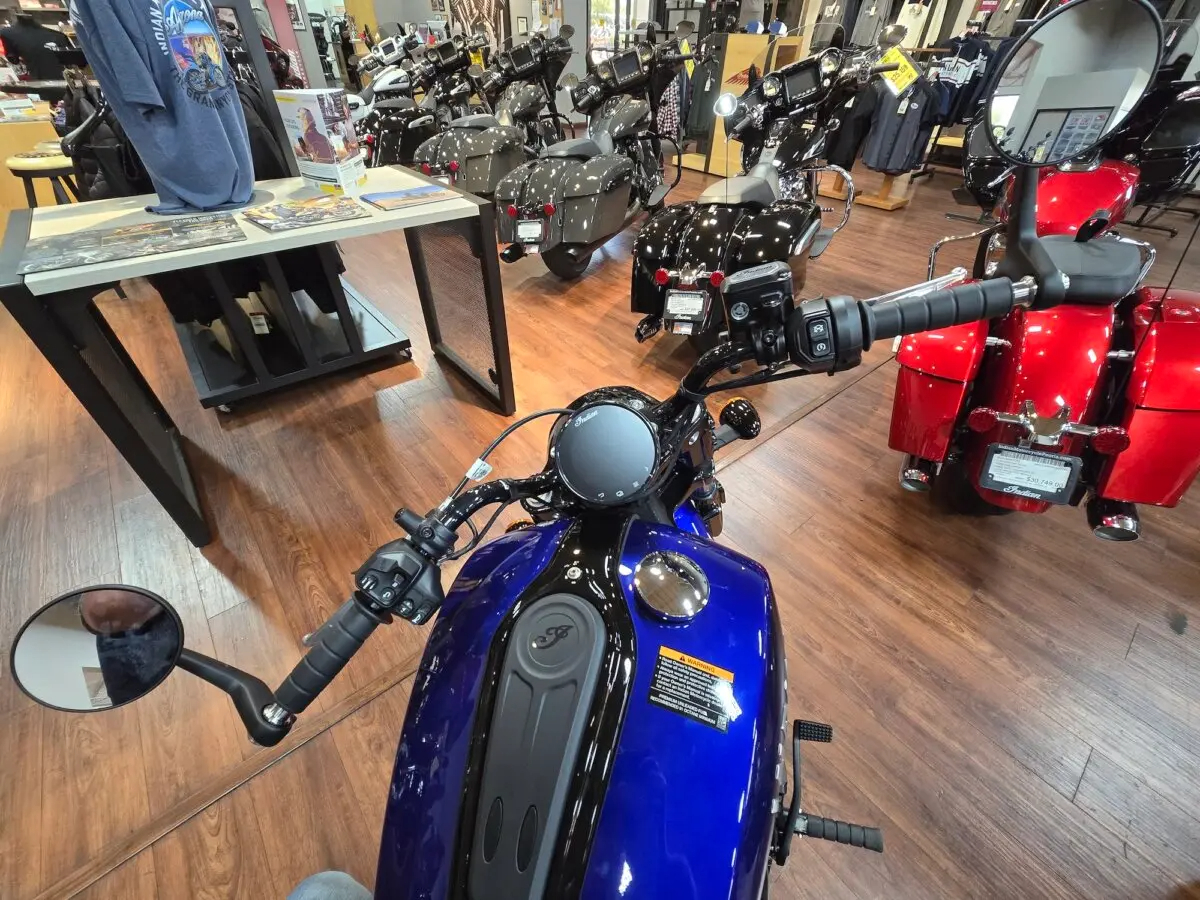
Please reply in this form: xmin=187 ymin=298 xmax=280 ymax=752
xmin=242 ymin=195 xmax=369 ymax=232
xmin=17 ymin=214 xmax=246 ymax=274
xmin=361 ymin=185 xmax=457 ymax=211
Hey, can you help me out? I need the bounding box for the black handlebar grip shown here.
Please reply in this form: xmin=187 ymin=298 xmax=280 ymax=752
xmin=801 ymin=815 xmax=884 ymax=853
xmin=274 ymin=598 xmax=383 ymax=715
xmin=865 ymin=278 xmax=1016 ymax=345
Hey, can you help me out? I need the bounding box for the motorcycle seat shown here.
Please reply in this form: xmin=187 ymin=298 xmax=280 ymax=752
xmin=542 ymin=137 xmax=605 ymax=159
xmin=1040 ymin=235 xmax=1146 ymax=306
xmin=696 ymin=176 xmax=777 ymax=208
xmin=376 ymin=97 xmax=415 ymax=110
xmin=450 ymin=113 xmax=499 ymax=129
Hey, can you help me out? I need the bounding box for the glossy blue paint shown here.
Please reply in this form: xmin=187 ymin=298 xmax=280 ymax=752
xmin=582 ymin=520 xmax=782 ymax=900
xmin=672 ymin=501 xmax=709 ymax=538
xmin=373 ymin=520 xmax=569 ymax=899
xmin=374 ymin=515 xmax=782 ymax=900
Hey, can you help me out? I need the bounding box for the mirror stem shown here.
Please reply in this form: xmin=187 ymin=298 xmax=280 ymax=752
xmin=176 ymin=649 xmax=292 ymax=747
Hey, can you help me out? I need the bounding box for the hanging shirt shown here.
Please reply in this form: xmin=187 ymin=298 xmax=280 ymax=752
xmin=69 ymin=0 xmax=255 ymax=214
xmin=0 ymin=20 xmax=71 ymax=79
xmin=862 ymin=79 xmax=940 ymax=173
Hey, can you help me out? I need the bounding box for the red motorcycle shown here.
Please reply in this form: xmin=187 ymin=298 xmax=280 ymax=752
xmin=887 ymin=0 xmax=1200 ymax=542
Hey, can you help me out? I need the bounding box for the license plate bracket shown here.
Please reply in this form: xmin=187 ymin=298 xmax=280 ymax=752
xmin=517 ymin=220 xmax=543 ymax=243
xmin=978 ymin=444 xmax=1081 ymax=504
xmin=665 ymin=289 xmax=708 ymax=323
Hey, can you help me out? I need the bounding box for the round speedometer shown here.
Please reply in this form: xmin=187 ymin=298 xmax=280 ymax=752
xmin=553 ymin=403 xmax=658 ymax=507
xmin=819 ymin=47 xmax=842 ymax=75
xmin=761 ymin=75 xmax=781 ymax=99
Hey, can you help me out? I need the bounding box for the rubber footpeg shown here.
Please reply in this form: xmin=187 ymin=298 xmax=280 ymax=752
xmin=795 ymin=719 xmax=833 ymax=742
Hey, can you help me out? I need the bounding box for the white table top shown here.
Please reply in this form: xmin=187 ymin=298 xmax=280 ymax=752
xmin=21 ymin=166 xmax=479 ymax=296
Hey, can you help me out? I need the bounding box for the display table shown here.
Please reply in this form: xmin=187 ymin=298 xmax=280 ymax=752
xmin=0 ymin=165 xmax=514 ymax=546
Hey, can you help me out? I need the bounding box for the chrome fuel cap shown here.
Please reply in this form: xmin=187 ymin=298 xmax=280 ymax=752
xmin=634 ymin=551 xmax=709 ymax=621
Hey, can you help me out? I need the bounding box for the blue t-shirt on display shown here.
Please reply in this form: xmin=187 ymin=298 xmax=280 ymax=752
xmin=70 ymin=0 xmax=255 ymax=213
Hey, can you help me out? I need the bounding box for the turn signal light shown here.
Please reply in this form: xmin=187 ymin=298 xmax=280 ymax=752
xmin=654 ymin=268 xmax=670 ymax=286
xmin=543 ymin=202 xmax=556 ymax=216
xmin=1091 ymin=427 xmax=1131 ymax=455
xmin=447 ymin=160 xmax=460 ymax=173
xmin=708 ymin=270 xmax=725 ymax=288
xmin=967 ymin=407 xmax=1000 ymax=433
xmin=420 ymin=163 xmax=432 ymax=175
xmin=507 ymin=204 xmax=519 ymax=217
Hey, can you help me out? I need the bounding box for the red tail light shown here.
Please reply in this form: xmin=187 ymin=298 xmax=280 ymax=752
xmin=967 ymin=407 xmax=1000 ymax=432
xmin=708 ymin=270 xmax=725 ymax=288
xmin=654 ymin=268 xmax=670 ymax=286
xmin=448 ymin=160 xmax=460 ymax=173
xmin=543 ymin=202 xmax=556 ymax=216
xmin=1091 ymin=427 xmax=1131 ymax=455
xmin=507 ymin=204 xmax=518 ymax=218
xmin=363 ymin=133 xmax=375 ymax=145
xmin=420 ymin=163 xmax=432 ymax=175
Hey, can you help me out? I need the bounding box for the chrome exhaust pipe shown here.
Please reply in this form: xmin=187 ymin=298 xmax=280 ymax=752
xmin=899 ymin=455 xmax=937 ymax=493
xmin=1086 ymin=496 xmax=1141 ymax=542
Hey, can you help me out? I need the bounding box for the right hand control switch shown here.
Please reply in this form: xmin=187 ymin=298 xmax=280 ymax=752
xmin=787 ymin=296 xmax=868 ymax=372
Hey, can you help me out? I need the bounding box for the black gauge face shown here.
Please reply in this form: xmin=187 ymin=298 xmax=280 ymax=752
xmin=554 ymin=404 xmax=659 ymax=507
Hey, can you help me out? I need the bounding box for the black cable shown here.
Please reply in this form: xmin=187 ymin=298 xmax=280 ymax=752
xmin=446 ymin=499 xmax=516 ymax=561
xmin=447 ymin=408 xmax=573 ymax=500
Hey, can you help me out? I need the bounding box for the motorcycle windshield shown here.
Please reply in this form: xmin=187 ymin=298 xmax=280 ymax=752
xmin=713 ymin=41 xmax=773 ymax=204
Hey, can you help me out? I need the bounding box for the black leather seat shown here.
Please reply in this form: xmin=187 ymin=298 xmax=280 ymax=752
xmin=451 ymin=113 xmax=499 ymax=129
xmin=1040 ymin=235 xmax=1145 ymax=306
xmin=376 ymin=97 xmax=415 ymax=110
xmin=696 ymin=175 xmax=778 ymax=208
xmin=542 ymin=137 xmax=605 ymax=159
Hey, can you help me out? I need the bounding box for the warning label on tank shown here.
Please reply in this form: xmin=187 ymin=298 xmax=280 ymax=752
xmin=648 ymin=646 xmax=736 ymax=732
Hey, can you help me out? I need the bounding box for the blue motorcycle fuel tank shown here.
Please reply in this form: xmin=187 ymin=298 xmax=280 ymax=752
xmin=374 ymin=513 xmax=784 ymax=900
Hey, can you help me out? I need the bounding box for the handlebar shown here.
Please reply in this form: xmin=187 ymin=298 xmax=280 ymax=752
xmin=273 ymin=598 xmax=386 ymax=715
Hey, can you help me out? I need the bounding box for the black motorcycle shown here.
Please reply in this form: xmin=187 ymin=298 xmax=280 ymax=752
xmin=630 ymin=36 xmax=899 ymax=351
xmin=358 ymin=32 xmax=490 ymax=167
xmin=411 ymin=28 xmax=575 ymax=198
xmin=494 ymin=23 xmax=696 ymax=279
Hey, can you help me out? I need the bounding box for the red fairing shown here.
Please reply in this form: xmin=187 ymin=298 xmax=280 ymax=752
xmin=964 ymin=305 xmax=1116 ymax=512
xmin=1097 ymin=288 xmax=1200 ymax=506
xmin=1000 ymin=161 xmax=1140 ymax=235
xmin=888 ymin=323 xmax=987 ymax=461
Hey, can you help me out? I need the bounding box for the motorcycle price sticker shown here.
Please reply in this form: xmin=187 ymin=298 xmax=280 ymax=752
xmin=649 ymin=646 xmax=737 ymax=732
xmin=877 ymin=46 xmax=920 ymax=97
xmin=979 ymin=444 xmax=1081 ymax=505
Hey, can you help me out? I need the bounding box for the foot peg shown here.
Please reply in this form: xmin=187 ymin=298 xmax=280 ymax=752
xmin=774 ymin=719 xmax=884 ymax=865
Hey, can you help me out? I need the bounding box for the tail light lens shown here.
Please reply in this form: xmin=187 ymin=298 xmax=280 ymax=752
xmin=448 ymin=160 xmax=459 ymax=173
xmin=1091 ymin=427 xmax=1131 ymax=455
xmin=654 ymin=268 xmax=670 ymax=286
xmin=543 ymin=202 xmax=556 ymax=216
xmin=420 ymin=163 xmax=432 ymax=175
xmin=363 ymin=133 xmax=375 ymax=145
xmin=967 ymin=407 xmax=999 ymax=432
xmin=507 ymin=204 xmax=518 ymax=218
xmin=708 ymin=270 xmax=725 ymax=288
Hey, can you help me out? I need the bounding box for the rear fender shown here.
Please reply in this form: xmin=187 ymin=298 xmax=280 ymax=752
xmin=495 ymin=157 xmax=585 ymax=248
xmin=631 ymin=203 xmax=697 ymax=314
xmin=1097 ymin=287 xmax=1200 ymax=506
xmin=965 ymin=305 xmax=1116 ymax=512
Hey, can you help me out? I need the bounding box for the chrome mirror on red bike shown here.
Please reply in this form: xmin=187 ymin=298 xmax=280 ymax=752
xmin=984 ymin=0 xmax=1163 ymax=167
xmin=10 ymin=586 xmax=184 ymax=712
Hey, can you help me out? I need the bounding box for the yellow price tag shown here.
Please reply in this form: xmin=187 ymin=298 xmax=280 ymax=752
xmin=469 ymin=49 xmax=485 ymax=68
xmin=878 ymin=45 xmax=919 ymax=96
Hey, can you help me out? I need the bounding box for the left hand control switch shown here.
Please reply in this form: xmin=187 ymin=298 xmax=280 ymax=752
xmin=355 ymin=537 xmax=446 ymax=625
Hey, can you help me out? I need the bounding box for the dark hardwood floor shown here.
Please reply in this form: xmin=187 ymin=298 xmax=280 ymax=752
xmin=1 ymin=165 xmax=1198 ymax=899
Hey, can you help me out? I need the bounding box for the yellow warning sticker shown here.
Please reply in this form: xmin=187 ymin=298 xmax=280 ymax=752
xmin=650 ymin=646 xmax=735 ymax=731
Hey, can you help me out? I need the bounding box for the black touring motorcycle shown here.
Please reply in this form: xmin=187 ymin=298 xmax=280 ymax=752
xmin=411 ymin=27 xmax=575 ymax=198
xmin=494 ymin=23 xmax=697 ymax=279
xmin=630 ymin=31 xmax=902 ymax=351
xmin=359 ymin=31 xmax=491 ymax=168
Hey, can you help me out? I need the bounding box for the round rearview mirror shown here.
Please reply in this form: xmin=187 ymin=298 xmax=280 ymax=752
xmin=559 ymin=24 xmax=575 ymax=40
xmin=878 ymin=23 xmax=907 ymax=49
xmin=11 ymin=586 xmax=183 ymax=712
xmin=675 ymin=20 xmax=696 ymax=40
xmin=468 ymin=63 xmax=484 ymax=77
xmin=713 ymin=92 xmax=739 ymax=117
xmin=985 ymin=0 xmax=1163 ymax=167
xmin=561 ymin=72 xmax=580 ymax=89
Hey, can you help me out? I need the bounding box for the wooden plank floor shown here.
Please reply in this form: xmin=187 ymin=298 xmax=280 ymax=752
xmin=2 ymin=166 xmax=1199 ymax=899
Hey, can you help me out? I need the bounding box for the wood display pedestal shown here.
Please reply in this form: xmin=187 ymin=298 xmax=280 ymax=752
xmin=854 ymin=174 xmax=912 ymax=211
